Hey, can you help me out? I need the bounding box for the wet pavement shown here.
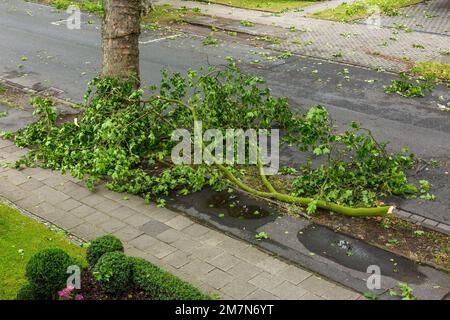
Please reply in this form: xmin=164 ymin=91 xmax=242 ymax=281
xmin=0 ymin=103 xmax=34 ymax=133
xmin=366 ymin=0 xmax=450 ymax=36
xmin=166 ymin=188 xmax=450 ymax=299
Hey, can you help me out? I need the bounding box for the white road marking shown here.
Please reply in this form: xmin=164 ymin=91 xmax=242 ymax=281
xmin=51 ymin=19 xmax=70 ymax=26
xmin=139 ymin=34 xmax=181 ymax=44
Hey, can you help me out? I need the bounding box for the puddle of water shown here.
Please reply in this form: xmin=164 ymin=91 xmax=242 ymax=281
xmin=298 ymin=225 xmax=427 ymax=284
xmin=166 ymin=188 xmax=279 ymax=231
xmin=207 ymin=192 xmax=271 ymax=220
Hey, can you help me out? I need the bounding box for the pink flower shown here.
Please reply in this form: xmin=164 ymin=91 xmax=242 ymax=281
xmin=75 ymin=294 xmax=84 ymax=300
xmin=58 ymin=286 xmax=74 ymax=300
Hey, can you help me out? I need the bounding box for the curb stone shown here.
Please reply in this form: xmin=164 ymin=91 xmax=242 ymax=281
xmin=394 ymin=209 xmax=450 ymax=236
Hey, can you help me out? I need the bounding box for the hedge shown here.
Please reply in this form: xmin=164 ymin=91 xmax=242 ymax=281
xmin=86 ymin=235 xmax=124 ymax=268
xmin=129 ymin=257 xmax=210 ymax=300
xmin=93 ymin=252 xmax=132 ymax=296
xmin=25 ymin=248 xmax=75 ymax=300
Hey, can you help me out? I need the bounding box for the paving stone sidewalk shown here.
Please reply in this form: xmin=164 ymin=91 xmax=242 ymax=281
xmin=373 ymin=0 xmax=450 ymax=35
xmin=157 ymin=0 xmax=450 ymax=72
xmin=0 ymin=138 xmax=361 ymax=300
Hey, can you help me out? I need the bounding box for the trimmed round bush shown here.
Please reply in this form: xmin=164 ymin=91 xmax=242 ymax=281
xmin=25 ymin=248 xmax=74 ymax=300
xmin=93 ymin=251 xmax=132 ymax=296
xmin=16 ymin=283 xmax=35 ymax=300
xmin=86 ymin=235 xmax=124 ymax=268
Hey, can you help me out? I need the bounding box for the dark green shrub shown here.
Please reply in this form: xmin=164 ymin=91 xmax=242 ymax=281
xmin=16 ymin=283 xmax=35 ymax=300
xmin=130 ymin=257 xmax=209 ymax=300
xmin=93 ymin=251 xmax=132 ymax=296
xmin=86 ymin=235 xmax=124 ymax=267
xmin=25 ymin=248 xmax=74 ymax=300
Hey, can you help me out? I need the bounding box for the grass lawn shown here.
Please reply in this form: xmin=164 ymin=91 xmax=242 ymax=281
xmin=0 ymin=202 xmax=86 ymax=300
xmin=411 ymin=62 xmax=450 ymax=82
xmin=29 ymin=0 xmax=103 ymax=14
xmin=309 ymin=0 xmax=423 ymax=22
xmin=197 ymin=0 xmax=318 ymax=13
xmin=142 ymin=4 xmax=202 ymax=25
xmin=30 ymin=1 xmax=201 ymax=25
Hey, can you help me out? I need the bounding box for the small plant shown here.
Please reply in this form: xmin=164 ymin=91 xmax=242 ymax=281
xmin=25 ymin=248 xmax=74 ymax=300
xmin=306 ymin=200 xmax=318 ymax=214
xmin=278 ymin=51 xmax=292 ymax=59
xmin=86 ymin=235 xmax=124 ymax=268
xmin=339 ymin=32 xmax=353 ymax=38
xmin=93 ymin=252 xmax=132 ymax=296
xmin=418 ymin=179 xmax=436 ymax=200
xmin=412 ymin=43 xmax=425 ymax=49
xmin=280 ymin=166 xmax=297 ymax=175
xmin=255 ymin=231 xmax=269 ymax=241
xmin=398 ymin=282 xmax=417 ymax=300
xmin=384 ymin=75 xmax=434 ymax=98
xmin=419 ymin=180 xmax=430 ymax=193
xmin=363 ymin=292 xmax=378 ymax=300
xmin=386 ymin=238 xmax=399 ymax=247
xmin=419 ymin=193 xmax=436 ymax=201
xmin=203 ymin=32 xmax=219 ymax=47
xmin=240 ymin=20 xmax=254 ymax=27
xmin=0 ymin=111 xmax=7 ymax=118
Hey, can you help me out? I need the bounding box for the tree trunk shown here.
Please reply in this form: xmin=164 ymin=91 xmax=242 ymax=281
xmin=101 ymin=0 xmax=141 ymax=84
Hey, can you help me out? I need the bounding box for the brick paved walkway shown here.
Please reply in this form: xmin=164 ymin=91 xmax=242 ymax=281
xmin=0 ymin=138 xmax=361 ymax=300
xmin=373 ymin=0 xmax=450 ymax=35
xmin=157 ymin=0 xmax=450 ymax=72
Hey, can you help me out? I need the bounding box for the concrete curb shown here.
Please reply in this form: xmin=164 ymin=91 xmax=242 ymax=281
xmin=394 ymin=209 xmax=450 ymax=235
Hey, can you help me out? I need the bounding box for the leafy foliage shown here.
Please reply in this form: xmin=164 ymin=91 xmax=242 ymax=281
xmin=14 ymin=62 xmax=425 ymax=213
xmin=255 ymin=231 xmax=269 ymax=241
xmin=384 ymin=74 xmax=434 ymax=98
xmin=203 ymin=32 xmax=219 ymax=47
xmin=130 ymin=257 xmax=209 ymax=300
xmin=16 ymin=283 xmax=36 ymax=300
xmin=25 ymin=248 xmax=74 ymax=300
xmin=290 ymin=121 xmax=417 ymax=207
xmin=86 ymin=235 xmax=124 ymax=268
xmin=93 ymin=252 xmax=132 ymax=296
xmin=14 ymin=63 xmax=294 ymax=203
xmin=398 ymin=282 xmax=417 ymax=300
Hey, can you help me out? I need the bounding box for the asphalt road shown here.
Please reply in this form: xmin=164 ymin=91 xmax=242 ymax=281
xmin=0 ymin=0 xmax=449 ymax=224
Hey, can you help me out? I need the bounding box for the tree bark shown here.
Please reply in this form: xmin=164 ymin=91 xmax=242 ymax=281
xmin=101 ymin=0 xmax=141 ymax=83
